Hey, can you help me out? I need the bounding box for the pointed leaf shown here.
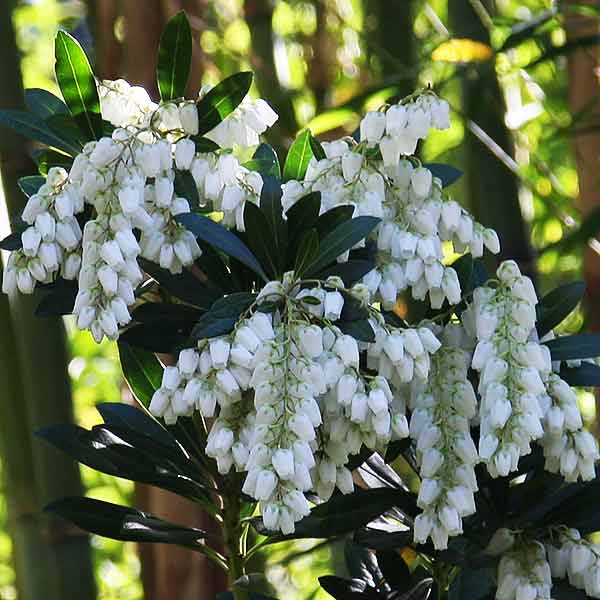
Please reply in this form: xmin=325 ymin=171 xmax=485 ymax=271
xmin=117 ymin=341 xmax=163 ymax=409
xmin=560 ymin=362 xmax=600 ymax=387
xmin=245 ymin=143 xmax=280 ymax=178
xmin=536 ymin=281 xmax=585 ymax=337
xmin=544 ymin=334 xmax=600 ymax=361
xmin=305 ymin=216 xmax=380 ymax=276
xmin=294 ymin=229 xmax=320 ymax=277
xmin=176 ymin=213 xmax=268 ymax=281
xmin=196 ymin=72 xmax=253 ymax=135
xmin=424 ymin=163 xmax=463 ymax=188
xmin=191 ymin=293 xmax=255 ymax=340
xmin=243 ymin=202 xmax=278 ymax=278
xmin=24 ymin=88 xmax=69 ymax=120
xmin=0 ymin=231 xmax=23 ymax=251
xmin=260 ymin=175 xmax=287 ymax=273
xmin=0 ymin=109 xmax=82 ymax=156
xmin=55 ymin=31 xmax=102 ymax=140
xmin=283 ymin=129 xmax=313 ymax=182
xmin=46 ymin=497 xmax=208 ymax=549
xmin=173 ymin=169 xmax=200 ymax=210
xmin=309 ymin=133 xmax=326 ymax=160
xmin=157 ymin=11 xmax=192 ymax=101
xmin=19 ymin=175 xmax=46 ymax=197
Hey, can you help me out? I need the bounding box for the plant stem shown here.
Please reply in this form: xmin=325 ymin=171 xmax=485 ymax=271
xmin=223 ymin=481 xmax=249 ymax=600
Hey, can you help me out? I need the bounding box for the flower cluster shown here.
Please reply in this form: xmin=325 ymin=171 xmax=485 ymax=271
xmin=2 ymin=80 xmax=280 ymax=341
xmin=2 ymin=167 xmax=83 ymax=295
xmin=547 ymin=528 xmax=600 ymax=597
xmin=149 ymin=274 xmax=441 ymax=533
xmin=281 ymin=97 xmax=499 ymax=311
xmin=471 ymin=260 xmax=550 ymax=478
xmin=496 ymin=543 xmax=552 ymax=600
xmin=410 ymin=325 xmax=478 ymax=550
xmin=539 ymin=373 xmax=598 ymax=481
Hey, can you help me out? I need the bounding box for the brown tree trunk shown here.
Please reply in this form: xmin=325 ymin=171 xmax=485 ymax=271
xmin=564 ymin=1 xmax=600 ymax=435
xmin=565 ymin=1 xmax=600 ymax=328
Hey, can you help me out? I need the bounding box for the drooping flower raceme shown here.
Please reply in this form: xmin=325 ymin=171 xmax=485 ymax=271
xmin=2 ymin=167 xmax=83 ymax=295
xmin=149 ymin=273 xmax=441 ymax=533
xmin=281 ymin=97 xmax=499 ymax=311
xmin=539 ymin=373 xmax=598 ymax=481
xmin=496 ymin=543 xmax=552 ymax=600
xmin=410 ymin=324 xmax=478 ymax=550
xmin=2 ymin=80 xmax=278 ymax=341
xmin=546 ymin=528 xmax=600 ymax=597
xmin=471 ymin=261 xmax=551 ymax=477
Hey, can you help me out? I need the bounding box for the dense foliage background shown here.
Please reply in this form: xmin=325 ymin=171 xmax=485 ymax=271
xmin=0 ymin=0 xmax=599 ymax=598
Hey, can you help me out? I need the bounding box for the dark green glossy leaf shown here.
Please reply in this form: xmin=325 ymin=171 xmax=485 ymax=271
xmin=190 ymin=135 xmax=220 ymax=153
xmin=117 ymin=341 xmax=163 ymax=409
xmin=254 ymin=488 xmax=417 ymax=540
xmin=34 ymin=281 xmax=77 ymax=316
xmin=18 ymin=175 xmax=46 ymax=197
xmin=544 ymin=334 xmax=600 ymax=361
xmin=305 ymin=216 xmax=380 ymax=276
xmin=139 ymin=258 xmax=221 ymax=310
xmin=536 ymin=281 xmax=585 ymax=337
xmin=0 ymin=109 xmax=82 ymax=156
xmin=283 ymin=129 xmax=314 ymax=182
xmin=243 ymin=202 xmax=278 ymax=278
xmin=191 ymin=293 xmax=255 ymax=340
xmin=24 ymin=88 xmax=69 ymax=120
xmin=0 ymin=231 xmax=23 ymax=251
xmin=294 ymin=229 xmax=320 ymax=277
xmin=55 ymin=31 xmax=102 ymax=140
xmin=424 ymin=163 xmax=463 ymax=188
xmin=96 ymin=402 xmax=178 ymax=451
xmin=245 ymin=143 xmax=280 ymax=178
xmin=318 ymin=260 xmax=375 ymax=286
xmin=286 ymin=191 xmax=321 ymax=239
xmin=174 ymin=169 xmax=200 ymax=210
xmin=38 ymin=424 xmax=209 ymax=502
xmin=260 ymin=175 xmax=287 ymax=273
xmin=196 ymin=72 xmax=253 ymax=135
xmin=176 ymin=213 xmax=268 ymax=281
xmin=309 ymin=133 xmax=326 ymax=160
xmin=157 ymin=11 xmax=192 ymax=101
xmin=355 ymin=528 xmax=412 ymax=552
xmin=46 ymin=497 xmax=208 ymax=550
xmin=337 ymin=319 xmax=375 ymax=343
xmin=376 ymin=549 xmax=411 ymax=590
xmin=315 ymin=205 xmax=356 ymax=239
xmin=560 ymin=362 xmax=600 ymax=387
xmin=32 ymin=148 xmax=73 ymax=175
xmin=448 ymin=566 xmax=495 ymax=600
xmin=120 ymin=321 xmax=188 ymax=353
xmin=319 ymin=576 xmax=383 ymax=600
xmin=46 ymin=114 xmax=88 ymax=149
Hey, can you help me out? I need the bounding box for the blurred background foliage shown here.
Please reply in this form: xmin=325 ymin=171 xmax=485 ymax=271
xmin=0 ymin=0 xmax=599 ymax=598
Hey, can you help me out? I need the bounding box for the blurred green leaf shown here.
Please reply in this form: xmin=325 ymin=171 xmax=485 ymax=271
xmin=157 ymin=11 xmax=192 ymax=101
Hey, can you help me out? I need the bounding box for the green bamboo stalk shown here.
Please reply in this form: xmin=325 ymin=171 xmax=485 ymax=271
xmin=448 ymin=0 xmax=536 ymax=280
xmin=0 ymin=2 xmax=96 ymax=599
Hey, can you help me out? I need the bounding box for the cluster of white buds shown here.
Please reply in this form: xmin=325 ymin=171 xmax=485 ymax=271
xmin=98 ymin=79 xmax=158 ymax=129
xmin=546 ymin=528 xmax=600 ymax=597
xmin=2 ymin=167 xmax=83 ymax=295
xmin=147 ymin=271 xmax=441 ymax=533
xmin=411 ymin=326 xmax=479 ymax=550
xmin=471 ymin=261 xmax=551 ymax=477
xmin=539 ymin=373 xmax=598 ymax=481
xmin=360 ymin=93 xmax=450 ymax=161
xmin=69 ymin=130 xmax=158 ymax=342
xmin=281 ymin=139 xmax=386 ymax=222
xmin=496 ymin=543 xmax=552 ymax=599
xmin=280 ymin=92 xmax=498 ymax=311
xmin=372 ymin=159 xmax=499 ymax=309
xmin=149 ymin=311 xmax=276 ymax=474
xmin=191 ymin=152 xmax=263 ymax=231
xmin=201 ymin=87 xmax=278 ymax=148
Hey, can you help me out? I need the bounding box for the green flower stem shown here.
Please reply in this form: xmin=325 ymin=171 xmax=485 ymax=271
xmin=223 ymin=481 xmax=249 ymax=600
